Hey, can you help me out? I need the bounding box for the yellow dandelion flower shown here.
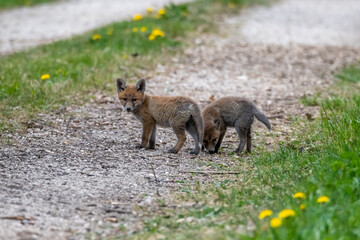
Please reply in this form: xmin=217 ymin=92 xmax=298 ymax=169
xmin=147 ymin=7 xmax=154 ymax=13
xmin=106 ymin=28 xmax=114 ymax=36
xmin=133 ymin=14 xmax=142 ymax=21
xmin=41 ymin=74 xmax=50 ymax=80
xmin=158 ymin=8 xmax=166 ymax=15
xmin=148 ymin=34 xmax=156 ymax=41
xmin=270 ymin=218 xmax=282 ymax=228
xmin=259 ymin=210 xmax=273 ymax=219
xmin=152 ymin=29 xmax=160 ymax=35
xmin=300 ymin=204 xmax=306 ymax=210
xmin=317 ymin=196 xmax=330 ymax=203
xmin=152 ymin=28 xmax=165 ymax=37
xmin=92 ymin=34 xmax=101 ymax=40
xmin=132 ymin=27 xmax=138 ymax=32
xmin=141 ymin=27 xmax=147 ymax=32
xmin=154 ymin=14 xmax=161 ymax=19
xmin=278 ymin=209 xmax=296 ymax=218
xmin=228 ymin=2 xmax=236 ymax=8
xmin=293 ymin=192 xmax=306 ymax=199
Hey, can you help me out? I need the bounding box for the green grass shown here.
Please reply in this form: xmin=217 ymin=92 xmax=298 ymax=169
xmin=301 ymin=93 xmax=321 ymax=106
xmin=0 ymin=0 xmax=55 ymax=8
xmin=128 ymin=67 xmax=360 ymax=239
xmin=0 ymin=0 xmax=256 ymax=132
xmin=335 ymin=64 xmax=360 ymax=83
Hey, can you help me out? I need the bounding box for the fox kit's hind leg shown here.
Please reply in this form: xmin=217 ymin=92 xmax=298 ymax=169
xmin=147 ymin=125 xmax=157 ymax=149
xmin=168 ymin=124 xmax=186 ymax=154
xmin=186 ymin=122 xmax=200 ymax=155
xmin=235 ymin=120 xmax=248 ymax=153
xmin=246 ymin=126 xmax=252 ymax=153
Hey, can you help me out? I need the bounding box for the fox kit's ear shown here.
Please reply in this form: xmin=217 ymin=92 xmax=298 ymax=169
xmin=136 ymin=79 xmax=146 ymax=93
xmin=116 ymin=78 xmax=126 ymax=92
xmin=213 ymin=119 xmax=221 ymax=130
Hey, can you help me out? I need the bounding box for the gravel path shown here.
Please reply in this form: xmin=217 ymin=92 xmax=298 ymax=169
xmin=0 ymin=0 xmax=191 ymax=55
xmin=238 ymin=0 xmax=360 ymax=47
xmin=1 ymin=0 xmax=360 ymax=239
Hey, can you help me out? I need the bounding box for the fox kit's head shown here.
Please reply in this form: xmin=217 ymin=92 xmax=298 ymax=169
xmin=116 ymin=79 xmax=146 ymax=112
xmin=203 ymin=119 xmax=221 ymax=154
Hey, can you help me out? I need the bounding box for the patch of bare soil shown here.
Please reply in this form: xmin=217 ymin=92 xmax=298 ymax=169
xmin=1 ymin=0 xmax=360 ymax=239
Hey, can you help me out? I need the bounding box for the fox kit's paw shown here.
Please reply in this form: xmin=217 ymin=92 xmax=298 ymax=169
xmin=146 ymin=141 xmax=156 ymax=150
xmin=167 ymin=148 xmax=179 ymax=154
xmin=135 ymin=144 xmax=144 ymax=149
xmin=145 ymin=146 xmax=155 ymax=150
xmin=234 ymin=149 xmax=244 ymax=154
xmin=209 ymin=150 xmax=219 ymax=154
xmin=190 ymin=149 xmax=199 ymax=155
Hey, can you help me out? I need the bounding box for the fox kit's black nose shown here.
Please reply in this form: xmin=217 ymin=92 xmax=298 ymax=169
xmin=126 ymin=107 xmax=131 ymax=112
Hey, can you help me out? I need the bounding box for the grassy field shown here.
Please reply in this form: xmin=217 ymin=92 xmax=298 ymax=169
xmin=0 ymin=0 xmax=256 ymax=132
xmin=128 ymin=66 xmax=360 ymax=239
xmin=0 ymin=0 xmax=55 ymax=8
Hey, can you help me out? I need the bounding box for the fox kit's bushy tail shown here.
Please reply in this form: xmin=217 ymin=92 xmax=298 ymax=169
xmin=253 ymin=107 xmax=271 ymax=130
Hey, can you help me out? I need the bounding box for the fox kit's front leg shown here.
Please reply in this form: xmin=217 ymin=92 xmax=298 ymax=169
xmin=214 ymin=126 xmax=227 ymax=154
xmin=147 ymin=125 xmax=157 ymax=149
xmin=137 ymin=120 xmax=155 ymax=149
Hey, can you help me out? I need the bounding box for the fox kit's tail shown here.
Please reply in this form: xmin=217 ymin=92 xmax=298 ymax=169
xmin=192 ymin=105 xmax=204 ymax=147
xmin=253 ymin=107 xmax=271 ymax=130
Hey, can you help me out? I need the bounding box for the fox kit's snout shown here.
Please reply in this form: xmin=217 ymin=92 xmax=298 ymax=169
xmin=202 ymin=97 xmax=271 ymax=154
xmin=116 ymin=79 xmax=204 ymax=155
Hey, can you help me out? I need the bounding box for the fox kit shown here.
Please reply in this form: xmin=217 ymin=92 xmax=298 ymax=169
xmin=202 ymin=97 xmax=271 ymax=154
xmin=116 ymin=79 xmax=204 ymax=155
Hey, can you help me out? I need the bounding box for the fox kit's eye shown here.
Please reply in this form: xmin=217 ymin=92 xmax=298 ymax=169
xmin=212 ymin=138 xmax=217 ymax=143
xmin=122 ymin=98 xmax=127 ymax=101
xmin=132 ymin=98 xmax=137 ymax=102
xmin=203 ymin=140 xmax=208 ymax=145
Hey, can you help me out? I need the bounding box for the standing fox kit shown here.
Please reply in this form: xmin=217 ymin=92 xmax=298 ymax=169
xmin=116 ymin=79 xmax=204 ymax=155
xmin=202 ymin=97 xmax=271 ymax=154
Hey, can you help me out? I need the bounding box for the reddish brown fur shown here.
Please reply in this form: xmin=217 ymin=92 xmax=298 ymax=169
xmin=117 ymin=79 xmax=204 ymax=154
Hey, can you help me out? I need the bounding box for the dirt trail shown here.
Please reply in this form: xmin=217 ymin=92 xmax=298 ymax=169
xmin=1 ymin=0 xmax=360 ymax=239
xmin=0 ymin=0 xmax=192 ymax=55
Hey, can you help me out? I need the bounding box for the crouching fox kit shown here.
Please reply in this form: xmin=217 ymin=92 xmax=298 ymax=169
xmin=117 ymin=79 xmax=204 ymax=155
xmin=202 ymin=97 xmax=271 ymax=154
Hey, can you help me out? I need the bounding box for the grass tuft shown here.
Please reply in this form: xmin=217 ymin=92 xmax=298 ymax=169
xmin=335 ymin=64 xmax=360 ymax=83
xmin=301 ymin=94 xmax=321 ymax=106
xmin=0 ymin=0 xmax=55 ymax=9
